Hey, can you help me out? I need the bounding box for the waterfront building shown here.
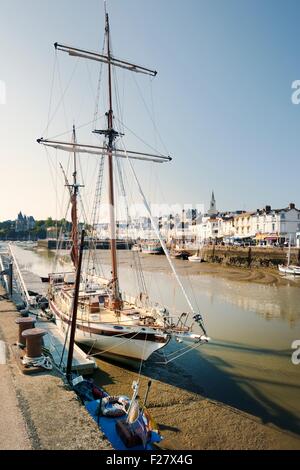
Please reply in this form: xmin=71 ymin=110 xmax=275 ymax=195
xmin=219 ymin=214 xmax=236 ymax=240
xmin=192 ymin=215 xmax=223 ymax=242
xmin=90 ymin=200 xmax=300 ymax=247
xmin=252 ymin=203 xmax=300 ymax=245
xmin=234 ymin=212 xmax=256 ymax=239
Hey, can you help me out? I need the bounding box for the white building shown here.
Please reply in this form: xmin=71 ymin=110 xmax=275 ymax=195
xmin=192 ymin=215 xmax=223 ymax=242
xmin=234 ymin=212 xmax=256 ymax=239
xmin=252 ymin=203 xmax=300 ymax=245
xmin=192 ymin=198 xmax=300 ymax=246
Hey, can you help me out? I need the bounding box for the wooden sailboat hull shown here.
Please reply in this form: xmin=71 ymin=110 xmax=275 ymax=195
xmin=50 ymin=300 xmax=170 ymax=361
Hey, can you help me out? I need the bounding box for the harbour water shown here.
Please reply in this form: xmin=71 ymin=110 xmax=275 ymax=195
xmin=11 ymin=244 xmax=300 ymax=437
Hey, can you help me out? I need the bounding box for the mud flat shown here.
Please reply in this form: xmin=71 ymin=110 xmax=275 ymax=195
xmin=107 ymin=250 xmax=300 ymax=287
xmin=94 ymin=359 xmax=300 ymax=450
xmin=0 ymin=287 xmax=111 ymax=451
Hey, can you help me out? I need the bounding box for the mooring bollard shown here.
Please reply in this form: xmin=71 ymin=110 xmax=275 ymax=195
xmin=22 ymin=328 xmax=46 ymax=360
xmin=15 ymin=317 xmax=36 ymax=347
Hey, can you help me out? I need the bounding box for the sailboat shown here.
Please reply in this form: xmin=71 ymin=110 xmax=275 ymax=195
xmin=278 ymin=235 xmax=300 ymax=275
xmin=37 ymin=10 xmax=209 ymax=361
xmin=188 ymin=241 xmax=204 ymax=263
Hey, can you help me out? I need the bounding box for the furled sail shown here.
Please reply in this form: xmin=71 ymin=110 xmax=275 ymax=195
xmin=70 ymin=193 xmax=79 ymax=268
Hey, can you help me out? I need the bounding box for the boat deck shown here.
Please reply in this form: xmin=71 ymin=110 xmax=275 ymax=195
xmin=35 ymin=315 xmax=96 ymax=375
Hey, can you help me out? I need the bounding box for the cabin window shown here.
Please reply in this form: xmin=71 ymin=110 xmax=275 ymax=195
xmin=99 ymin=295 xmax=105 ymax=303
xmin=113 ymin=326 xmax=124 ymax=330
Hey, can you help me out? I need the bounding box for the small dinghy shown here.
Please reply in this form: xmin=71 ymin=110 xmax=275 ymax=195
xmin=278 ymin=264 xmax=300 ymax=276
xmin=73 ymin=377 xmax=162 ymax=450
xmin=278 ymin=235 xmax=300 ymax=276
xmin=188 ymin=254 xmax=203 ymax=263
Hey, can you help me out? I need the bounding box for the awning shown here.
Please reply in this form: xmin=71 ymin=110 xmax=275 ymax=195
xmin=255 ymin=233 xmax=279 ymax=241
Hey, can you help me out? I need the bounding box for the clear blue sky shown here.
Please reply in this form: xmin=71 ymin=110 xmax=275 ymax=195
xmin=1 ymin=0 xmax=300 ymax=220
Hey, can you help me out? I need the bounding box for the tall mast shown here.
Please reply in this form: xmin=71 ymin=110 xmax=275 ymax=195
xmin=106 ymin=13 xmax=121 ymax=309
xmin=182 ymin=209 xmax=186 ymax=249
xmin=38 ymin=9 xmax=165 ymax=305
xmin=70 ymin=125 xmax=79 ymax=268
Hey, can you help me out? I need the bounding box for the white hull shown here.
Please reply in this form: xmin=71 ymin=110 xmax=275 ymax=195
xmin=50 ymin=301 xmax=170 ymax=361
xmin=188 ymin=256 xmax=203 ymax=263
xmin=278 ymin=264 xmax=300 ymax=275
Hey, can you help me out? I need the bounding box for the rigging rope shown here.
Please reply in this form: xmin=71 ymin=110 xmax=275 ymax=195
xmin=154 ymin=340 xmax=206 ymax=365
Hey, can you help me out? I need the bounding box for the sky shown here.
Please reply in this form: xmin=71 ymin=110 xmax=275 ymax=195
xmin=1 ymin=0 xmax=300 ymax=221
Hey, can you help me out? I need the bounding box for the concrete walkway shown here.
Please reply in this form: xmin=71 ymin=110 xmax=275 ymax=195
xmin=0 ymin=288 xmax=111 ymax=451
xmin=0 ymin=344 xmax=31 ymax=449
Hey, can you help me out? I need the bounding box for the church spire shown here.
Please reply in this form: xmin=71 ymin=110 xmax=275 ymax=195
xmin=208 ymin=190 xmax=218 ymax=216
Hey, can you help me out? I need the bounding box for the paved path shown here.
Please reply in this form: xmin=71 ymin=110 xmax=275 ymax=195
xmin=0 ymin=286 xmax=111 ymax=450
xmin=0 ymin=341 xmax=31 ymax=450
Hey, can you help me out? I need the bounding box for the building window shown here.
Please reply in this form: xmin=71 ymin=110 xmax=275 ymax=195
xmin=281 ymin=213 xmax=285 ymax=220
xmin=272 ymin=223 xmax=275 ymax=232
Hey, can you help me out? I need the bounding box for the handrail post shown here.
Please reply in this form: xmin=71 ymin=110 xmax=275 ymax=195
xmin=8 ymin=262 xmax=13 ymax=298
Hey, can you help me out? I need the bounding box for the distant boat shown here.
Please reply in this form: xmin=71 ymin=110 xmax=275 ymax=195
xmin=141 ymin=241 xmax=164 ymax=255
xmin=278 ymin=234 xmax=300 ymax=275
xmin=188 ymin=253 xmax=203 ymax=263
xmin=278 ymin=265 xmax=300 ymax=275
xmin=188 ymin=243 xmax=204 ymax=263
xmin=171 ymin=250 xmax=190 ymax=260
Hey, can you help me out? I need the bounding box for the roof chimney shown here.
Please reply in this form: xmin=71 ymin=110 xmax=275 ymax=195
xmin=289 ymin=202 xmax=295 ymax=210
xmin=265 ymin=205 xmax=271 ymax=213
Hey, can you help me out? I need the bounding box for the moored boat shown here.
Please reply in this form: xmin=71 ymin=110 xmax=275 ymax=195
xmin=188 ymin=254 xmax=203 ymax=263
xmin=278 ymin=264 xmax=300 ymax=275
xmin=37 ymin=9 xmax=209 ymax=362
xmin=141 ymin=241 xmax=164 ymax=255
xmin=278 ymin=235 xmax=300 ymax=276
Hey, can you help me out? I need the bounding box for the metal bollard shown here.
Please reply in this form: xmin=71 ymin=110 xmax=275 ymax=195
xmin=22 ymin=328 xmax=46 ymax=359
xmin=15 ymin=317 xmax=36 ymax=347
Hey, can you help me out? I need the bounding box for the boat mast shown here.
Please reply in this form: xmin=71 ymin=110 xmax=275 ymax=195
xmin=38 ymin=9 xmax=165 ymax=306
xmin=287 ymin=233 xmax=291 ymax=266
xmin=182 ymin=209 xmax=186 ymax=249
xmin=66 ymin=229 xmax=85 ymax=381
xmin=105 ymin=13 xmax=121 ymax=309
xmin=70 ymin=125 xmax=79 ymax=268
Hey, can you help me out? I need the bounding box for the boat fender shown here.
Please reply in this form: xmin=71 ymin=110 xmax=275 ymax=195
xmin=99 ymin=395 xmax=130 ymax=417
xmin=92 ymin=385 xmax=106 ymax=399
